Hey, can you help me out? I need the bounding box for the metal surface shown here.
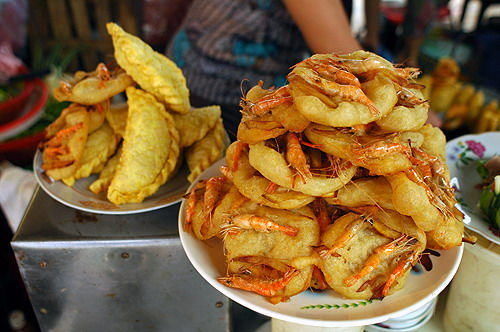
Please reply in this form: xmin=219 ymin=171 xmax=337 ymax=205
xmin=11 ymin=188 xmax=230 ymax=332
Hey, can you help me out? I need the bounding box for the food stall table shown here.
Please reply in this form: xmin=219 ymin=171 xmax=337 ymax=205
xmin=11 ymin=188 xmax=230 ymax=331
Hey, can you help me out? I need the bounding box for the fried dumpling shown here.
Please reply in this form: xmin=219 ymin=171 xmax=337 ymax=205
xmin=42 ymin=109 xmax=90 ymax=180
xmin=107 ymin=87 xmax=180 ymax=204
xmin=106 ymin=103 xmax=128 ymax=137
xmin=107 ymin=22 xmax=190 ymax=113
xmin=89 ymin=147 xmax=122 ymax=195
xmin=62 ymin=122 xmax=119 ymax=186
xmin=186 ymin=118 xmax=226 ymax=183
xmin=172 ymin=105 xmax=221 ymax=147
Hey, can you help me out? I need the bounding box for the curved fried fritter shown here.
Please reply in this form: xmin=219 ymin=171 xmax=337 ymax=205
xmin=46 ymin=103 xmax=106 ymax=138
xmin=248 ymin=142 xmax=357 ymax=197
xmin=418 ymin=124 xmax=446 ymax=159
xmin=376 ymin=91 xmax=428 ymax=132
xmin=189 ymin=184 xmax=243 ymax=240
xmin=426 ymin=215 xmax=464 ymax=250
xmin=53 ymin=63 xmax=134 ymax=105
xmin=319 ymin=212 xmax=422 ymax=299
xmin=304 ymin=125 xmax=425 ymax=176
xmin=172 ymin=105 xmax=222 ymax=147
xmin=106 ymin=103 xmax=128 ymax=137
xmin=387 ymin=172 xmax=443 ymax=232
xmin=89 ymin=147 xmax=122 ymax=194
xmin=243 ymin=84 xmax=310 ymax=133
xmin=62 ymin=122 xmax=119 ymax=186
xmin=223 ymin=205 xmax=320 ymax=303
xmin=42 ymin=109 xmax=90 ymax=180
xmin=289 ymin=73 xmax=397 ymax=127
xmin=225 ymin=142 xmax=315 ymax=209
xmin=107 ymin=22 xmax=190 ymax=113
xmin=237 ymin=113 xmax=287 ymax=145
xmin=107 ymin=87 xmax=180 ymax=204
xmin=186 ymin=118 xmax=226 ymax=183
xmin=326 ymin=177 xmax=394 ymax=210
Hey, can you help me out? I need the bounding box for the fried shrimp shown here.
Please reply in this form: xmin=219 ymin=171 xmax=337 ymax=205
xmin=182 ymin=51 xmax=464 ymax=304
xmin=53 ymin=63 xmax=134 ymax=105
xmin=248 ymin=142 xmax=357 ymax=196
xmin=225 ymin=142 xmax=315 ymax=210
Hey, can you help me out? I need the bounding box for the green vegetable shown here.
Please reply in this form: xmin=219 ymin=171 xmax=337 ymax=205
xmin=496 ymin=209 xmax=500 ymax=229
xmin=0 ymin=82 xmax=24 ymax=102
xmin=0 ymin=89 xmax=9 ymax=102
xmin=6 ymin=99 xmax=70 ymax=141
xmin=479 ymin=187 xmax=500 ymax=230
xmin=476 ymin=160 xmax=489 ymax=180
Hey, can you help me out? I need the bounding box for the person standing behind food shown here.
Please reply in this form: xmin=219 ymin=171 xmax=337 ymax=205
xmin=167 ymin=0 xmax=361 ymax=138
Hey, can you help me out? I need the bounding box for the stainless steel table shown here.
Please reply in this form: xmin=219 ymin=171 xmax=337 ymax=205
xmin=11 ymin=188 xmax=230 ymax=332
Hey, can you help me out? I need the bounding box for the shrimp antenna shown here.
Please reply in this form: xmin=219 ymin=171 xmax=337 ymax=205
xmin=240 ymin=78 xmax=250 ymax=98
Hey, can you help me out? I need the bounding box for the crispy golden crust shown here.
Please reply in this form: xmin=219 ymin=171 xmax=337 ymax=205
xmin=107 ymin=87 xmax=180 ymax=204
xmin=318 ymin=213 xmax=420 ymax=299
xmin=387 ymin=172 xmax=443 ymax=232
xmin=304 ymin=125 xmax=415 ymax=175
xmin=326 ymin=177 xmax=394 ymax=210
xmin=42 ymin=110 xmax=90 ymax=180
xmin=173 ymin=105 xmax=222 ymax=147
xmin=186 ymin=118 xmax=226 ymax=183
xmin=376 ymin=90 xmax=428 ymax=132
xmin=224 ymin=205 xmax=320 ymax=300
xmin=426 ymin=216 xmax=464 ymax=250
xmin=106 ymin=103 xmax=128 ymax=137
xmin=418 ymin=124 xmax=446 ymax=159
xmin=107 ymin=23 xmax=190 ymax=113
xmin=53 ymin=66 xmax=134 ymax=105
xmin=248 ymin=142 xmax=357 ymax=196
xmin=89 ymin=147 xmax=122 ymax=194
xmin=62 ymin=122 xmax=119 ymax=186
xmin=289 ymin=72 xmax=397 ymax=127
xmin=226 ymin=142 xmax=315 ymax=209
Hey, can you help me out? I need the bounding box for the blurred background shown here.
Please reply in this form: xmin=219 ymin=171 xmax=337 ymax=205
xmin=0 ymin=0 xmax=498 ymax=331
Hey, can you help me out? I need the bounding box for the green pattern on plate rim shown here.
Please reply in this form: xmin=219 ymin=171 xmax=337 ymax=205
xmin=301 ymin=299 xmax=379 ymax=310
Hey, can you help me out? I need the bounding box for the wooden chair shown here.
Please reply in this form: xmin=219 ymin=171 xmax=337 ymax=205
xmin=28 ymin=0 xmax=140 ymax=71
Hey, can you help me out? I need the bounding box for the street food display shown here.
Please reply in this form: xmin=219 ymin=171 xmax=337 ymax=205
xmin=39 ymin=23 xmax=225 ymax=205
xmin=417 ymin=57 xmax=499 ymax=132
xmin=183 ymin=51 xmax=466 ymax=304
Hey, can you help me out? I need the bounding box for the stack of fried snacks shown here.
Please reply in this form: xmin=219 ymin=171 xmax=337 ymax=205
xmin=40 ymin=23 xmax=225 ymax=205
xmin=183 ymin=51 xmax=466 ymax=304
xmin=417 ymin=57 xmax=499 ymax=132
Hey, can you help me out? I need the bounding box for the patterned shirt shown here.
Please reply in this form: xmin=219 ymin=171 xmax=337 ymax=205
xmin=168 ymin=0 xmax=309 ymax=107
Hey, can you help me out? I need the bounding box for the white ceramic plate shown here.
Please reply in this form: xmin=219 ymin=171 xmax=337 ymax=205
xmin=34 ymin=149 xmax=189 ymax=214
xmin=446 ymin=132 xmax=500 ymax=244
xmin=178 ymin=160 xmax=464 ymax=327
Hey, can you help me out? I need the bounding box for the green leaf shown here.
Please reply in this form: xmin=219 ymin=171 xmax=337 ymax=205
xmin=476 ymin=161 xmax=489 ymax=179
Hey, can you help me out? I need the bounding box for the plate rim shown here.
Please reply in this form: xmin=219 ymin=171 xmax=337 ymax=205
xmin=446 ymin=131 xmax=500 ymax=245
xmin=34 ymin=149 xmax=186 ymax=215
xmin=178 ymin=160 xmax=464 ymax=327
xmin=0 ymin=79 xmax=48 ymax=141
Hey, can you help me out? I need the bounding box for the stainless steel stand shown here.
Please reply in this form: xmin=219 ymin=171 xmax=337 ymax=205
xmin=11 ymin=188 xmax=230 ymax=332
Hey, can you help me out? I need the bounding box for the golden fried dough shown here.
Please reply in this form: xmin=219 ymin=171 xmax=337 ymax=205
xmin=107 ymin=87 xmax=180 ymax=204
xmin=53 ymin=63 xmax=134 ymax=105
xmin=172 ymin=105 xmax=222 ymax=147
xmin=248 ymin=142 xmax=357 ymax=196
xmin=107 ymin=23 xmax=190 ymax=113
xmin=89 ymin=147 xmax=122 ymax=194
xmin=62 ymin=122 xmax=119 ymax=186
xmin=186 ymin=118 xmax=226 ymax=183
xmin=106 ymin=103 xmax=128 ymax=137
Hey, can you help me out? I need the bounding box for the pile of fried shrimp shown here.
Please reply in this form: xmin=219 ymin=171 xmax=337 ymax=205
xmin=40 ymin=23 xmax=225 ymax=205
xmin=183 ymin=51 xmax=471 ymax=304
